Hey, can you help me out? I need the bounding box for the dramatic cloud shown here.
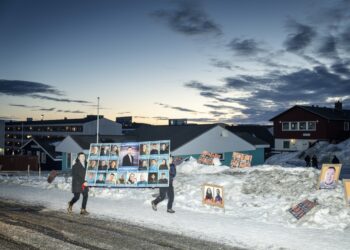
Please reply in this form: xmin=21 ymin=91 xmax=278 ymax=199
xmin=56 ymin=109 xmax=85 ymax=114
xmin=31 ymin=94 xmax=90 ymax=104
xmin=318 ymin=35 xmax=338 ymax=58
xmin=210 ymin=59 xmax=232 ymax=70
xmin=152 ymin=2 xmax=222 ymax=36
xmin=227 ymin=38 xmax=264 ymax=56
xmin=284 ymin=20 xmax=317 ymax=52
xmin=38 ymin=107 xmax=55 ymax=112
xmin=155 ymin=102 xmax=198 ymax=113
xmin=9 ymin=104 xmax=40 ymax=109
xmin=184 ymin=81 xmax=224 ymax=93
xmin=0 ymin=80 xmax=62 ymax=96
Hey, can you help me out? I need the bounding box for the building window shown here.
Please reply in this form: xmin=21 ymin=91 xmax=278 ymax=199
xmin=282 ymin=122 xmax=289 ymax=131
xmin=291 ymin=122 xmax=298 ymax=130
xmin=283 ymin=141 xmax=290 ymax=149
xmin=345 ymin=122 xmax=349 ymax=131
xmin=308 ymin=121 xmax=316 ymax=131
xmin=299 ymin=122 xmax=306 ymax=130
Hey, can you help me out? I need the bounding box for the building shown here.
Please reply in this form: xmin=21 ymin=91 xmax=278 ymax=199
xmin=4 ymin=115 xmax=122 ymax=155
xmin=21 ymin=138 xmax=62 ymax=170
xmin=134 ymin=124 xmax=269 ymax=166
xmin=56 ymin=124 xmax=269 ymax=168
xmin=116 ymin=116 xmax=150 ymax=135
xmin=0 ymin=120 xmax=4 ymax=155
xmin=270 ymin=101 xmax=350 ymax=151
xmin=168 ymin=119 xmax=187 ymax=126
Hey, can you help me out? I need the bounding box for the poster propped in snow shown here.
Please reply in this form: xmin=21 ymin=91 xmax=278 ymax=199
xmin=202 ymin=184 xmax=224 ymax=208
xmin=230 ymin=152 xmax=252 ymax=168
xmin=318 ymin=164 xmax=342 ymax=189
xmin=198 ymin=151 xmax=221 ymax=165
xmin=86 ymin=140 xmax=170 ymax=188
xmin=289 ymin=199 xmax=317 ymax=220
xmin=343 ymin=180 xmax=350 ymax=206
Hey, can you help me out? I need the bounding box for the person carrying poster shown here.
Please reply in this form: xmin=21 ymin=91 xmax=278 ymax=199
xmin=67 ymin=152 xmax=89 ymax=215
xmin=151 ymin=156 xmax=176 ymax=213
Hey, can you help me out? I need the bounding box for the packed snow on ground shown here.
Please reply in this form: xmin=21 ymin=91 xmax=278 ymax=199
xmin=1 ymin=158 xmax=350 ymax=250
xmin=266 ymin=138 xmax=350 ymax=167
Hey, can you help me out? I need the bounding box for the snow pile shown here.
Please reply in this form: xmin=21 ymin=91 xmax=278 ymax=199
xmin=1 ymin=162 xmax=349 ymax=231
xmin=266 ymin=138 xmax=350 ymax=167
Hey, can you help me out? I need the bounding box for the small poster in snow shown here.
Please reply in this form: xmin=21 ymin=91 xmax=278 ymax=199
xmin=230 ymin=152 xmax=252 ymax=168
xmin=343 ymin=179 xmax=350 ymax=206
xmin=318 ymin=164 xmax=342 ymax=189
xmin=288 ymin=199 xmax=317 ymax=220
xmin=202 ymin=184 xmax=224 ymax=208
xmin=198 ymin=151 xmax=221 ymax=165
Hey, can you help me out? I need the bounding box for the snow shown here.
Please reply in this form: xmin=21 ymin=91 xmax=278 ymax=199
xmin=1 ymin=159 xmax=350 ymax=250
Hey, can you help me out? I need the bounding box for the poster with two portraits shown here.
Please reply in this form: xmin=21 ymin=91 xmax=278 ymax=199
xmin=85 ymin=140 xmax=170 ymax=188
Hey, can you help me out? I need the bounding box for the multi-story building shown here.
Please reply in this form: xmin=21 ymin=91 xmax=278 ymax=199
xmin=270 ymin=101 xmax=350 ymax=151
xmin=5 ymin=115 xmax=122 ymax=155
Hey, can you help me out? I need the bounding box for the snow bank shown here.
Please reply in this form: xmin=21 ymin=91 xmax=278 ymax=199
xmin=1 ymin=161 xmax=349 ymax=232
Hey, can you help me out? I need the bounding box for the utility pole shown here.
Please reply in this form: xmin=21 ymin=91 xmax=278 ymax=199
xmin=97 ymin=97 xmax=100 ymax=143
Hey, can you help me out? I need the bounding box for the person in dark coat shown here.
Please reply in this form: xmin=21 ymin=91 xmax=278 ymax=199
xmin=67 ymin=152 xmax=89 ymax=215
xmin=331 ymin=155 xmax=340 ymax=164
xmin=311 ymin=155 xmax=318 ymax=169
xmin=304 ymin=155 xmax=311 ymax=167
xmin=122 ymin=147 xmax=134 ymax=166
xmin=151 ymin=156 xmax=176 ymax=213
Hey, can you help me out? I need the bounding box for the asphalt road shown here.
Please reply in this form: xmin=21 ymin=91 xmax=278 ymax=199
xmin=0 ymin=200 xmax=243 ymax=250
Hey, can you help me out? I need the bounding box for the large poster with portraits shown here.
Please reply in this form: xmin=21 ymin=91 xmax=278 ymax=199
xmin=202 ymin=184 xmax=224 ymax=208
xmin=318 ymin=164 xmax=342 ymax=189
xmin=343 ymin=180 xmax=350 ymax=206
xmin=85 ymin=140 xmax=170 ymax=188
xmin=230 ymin=152 xmax=253 ymax=168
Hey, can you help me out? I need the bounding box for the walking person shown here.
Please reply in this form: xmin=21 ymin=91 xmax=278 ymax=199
xmin=67 ymin=152 xmax=89 ymax=215
xmin=151 ymin=156 xmax=176 ymax=213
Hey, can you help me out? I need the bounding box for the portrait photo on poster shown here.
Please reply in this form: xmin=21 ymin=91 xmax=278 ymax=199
xmin=343 ymin=179 xmax=350 ymax=206
xmin=318 ymin=164 xmax=342 ymax=189
xmin=202 ymin=183 xmax=224 ymax=208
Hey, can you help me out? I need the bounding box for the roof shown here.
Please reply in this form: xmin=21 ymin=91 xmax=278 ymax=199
xmin=234 ymin=132 xmax=270 ymax=147
xmin=21 ymin=138 xmax=62 ymax=159
xmin=5 ymin=115 xmax=104 ymax=126
xmin=270 ymin=105 xmax=350 ymax=121
xmin=70 ymin=135 xmax=138 ymax=149
xmin=226 ymin=125 xmax=273 ymax=147
xmin=132 ymin=124 xmax=219 ymax=150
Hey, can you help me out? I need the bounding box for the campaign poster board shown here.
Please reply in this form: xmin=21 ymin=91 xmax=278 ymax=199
xmin=289 ymin=199 xmax=317 ymax=220
xmin=85 ymin=140 xmax=170 ymax=188
xmin=230 ymin=152 xmax=252 ymax=168
xmin=318 ymin=164 xmax=342 ymax=189
xmin=343 ymin=179 xmax=350 ymax=206
xmin=198 ymin=151 xmax=221 ymax=165
xmin=202 ymin=184 xmax=224 ymax=208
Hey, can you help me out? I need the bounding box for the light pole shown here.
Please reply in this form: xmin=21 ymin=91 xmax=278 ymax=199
xmin=97 ymin=97 xmax=100 ymax=143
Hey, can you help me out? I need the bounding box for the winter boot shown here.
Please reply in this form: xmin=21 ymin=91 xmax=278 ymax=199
xmin=80 ymin=209 xmax=89 ymax=215
xmin=67 ymin=202 xmax=73 ymax=214
xmin=167 ymin=209 xmax=175 ymax=213
xmin=151 ymin=201 xmax=157 ymax=211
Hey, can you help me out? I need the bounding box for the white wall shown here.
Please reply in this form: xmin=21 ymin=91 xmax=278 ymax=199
xmin=83 ymin=118 xmax=122 ymax=135
xmin=173 ymin=126 xmax=255 ymax=155
xmin=275 ymin=138 xmax=317 ymax=151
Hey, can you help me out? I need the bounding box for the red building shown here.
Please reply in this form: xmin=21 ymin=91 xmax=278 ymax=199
xmin=270 ymin=101 xmax=350 ymax=151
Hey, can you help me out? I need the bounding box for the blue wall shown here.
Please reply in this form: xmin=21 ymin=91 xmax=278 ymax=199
xmin=174 ymin=148 xmax=265 ymax=166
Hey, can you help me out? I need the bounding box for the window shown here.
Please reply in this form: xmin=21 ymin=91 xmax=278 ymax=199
xmin=308 ymin=121 xmax=316 ymax=131
xmin=345 ymin=122 xmax=349 ymax=131
xmin=299 ymin=122 xmax=306 ymax=130
xmin=283 ymin=141 xmax=290 ymax=149
xmin=282 ymin=122 xmax=289 ymax=131
xmin=291 ymin=122 xmax=298 ymax=130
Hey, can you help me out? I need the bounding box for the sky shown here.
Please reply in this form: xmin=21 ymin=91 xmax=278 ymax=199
xmin=0 ymin=0 xmax=350 ymax=125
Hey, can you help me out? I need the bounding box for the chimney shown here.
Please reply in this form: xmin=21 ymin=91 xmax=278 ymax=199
xmin=335 ymin=101 xmax=342 ymax=111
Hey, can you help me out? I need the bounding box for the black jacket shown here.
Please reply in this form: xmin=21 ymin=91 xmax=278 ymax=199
xmin=71 ymin=161 xmax=86 ymax=193
xmin=122 ymin=154 xmax=134 ymax=166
